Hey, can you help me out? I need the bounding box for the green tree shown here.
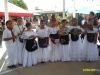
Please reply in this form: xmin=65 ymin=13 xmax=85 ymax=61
xmin=56 ymin=14 xmax=73 ymax=26
xmin=57 ymin=16 xmax=63 ymax=25
xmin=9 ymin=0 xmax=28 ymax=10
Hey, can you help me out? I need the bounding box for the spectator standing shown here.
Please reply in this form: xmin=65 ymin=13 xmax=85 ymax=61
xmin=0 ymin=22 xmax=3 ymax=47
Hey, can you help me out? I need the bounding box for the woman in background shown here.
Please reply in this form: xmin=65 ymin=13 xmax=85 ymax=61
xmin=12 ymin=18 xmax=17 ymax=27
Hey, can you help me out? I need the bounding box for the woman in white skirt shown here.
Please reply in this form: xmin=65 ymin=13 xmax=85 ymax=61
xmin=69 ymin=18 xmax=83 ymax=61
xmin=36 ymin=19 xmax=50 ymax=63
xmin=13 ymin=17 xmax=26 ymax=65
xmin=58 ymin=19 xmax=71 ymax=61
xmin=22 ymin=23 xmax=38 ymax=67
xmin=49 ymin=18 xmax=60 ymax=62
xmin=82 ymin=19 xmax=99 ymax=61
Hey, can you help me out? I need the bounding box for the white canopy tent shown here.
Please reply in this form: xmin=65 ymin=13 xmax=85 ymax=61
xmin=1 ymin=0 xmax=33 ymax=22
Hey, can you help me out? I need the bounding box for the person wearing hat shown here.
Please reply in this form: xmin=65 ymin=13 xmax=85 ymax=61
xmin=48 ymin=18 xmax=60 ymax=62
xmin=22 ymin=22 xmax=38 ymax=67
xmin=36 ymin=19 xmax=50 ymax=63
xmin=69 ymin=18 xmax=83 ymax=61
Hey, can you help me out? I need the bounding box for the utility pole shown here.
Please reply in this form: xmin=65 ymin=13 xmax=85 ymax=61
xmin=63 ymin=0 xmax=65 ymax=19
xmin=4 ymin=0 xmax=9 ymax=23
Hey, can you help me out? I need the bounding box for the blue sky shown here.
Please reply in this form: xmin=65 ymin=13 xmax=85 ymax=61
xmin=23 ymin=0 xmax=100 ymax=11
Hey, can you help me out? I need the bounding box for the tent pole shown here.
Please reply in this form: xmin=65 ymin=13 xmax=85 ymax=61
xmin=63 ymin=0 xmax=65 ymax=19
xmin=4 ymin=0 xmax=9 ymax=23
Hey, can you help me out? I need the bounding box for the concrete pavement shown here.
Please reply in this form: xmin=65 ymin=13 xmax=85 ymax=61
xmin=0 ymin=61 xmax=100 ymax=75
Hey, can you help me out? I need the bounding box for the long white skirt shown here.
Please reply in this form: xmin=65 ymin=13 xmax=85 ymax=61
xmin=6 ymin=42 xmax=18 ymax=66
xmin=16 ymin=38 xmax=24 ymax=64
xmin=69 ymin=36 xmax=83 ymax=61
xmin=59 ymin=43 xmax=71 ymax=61
xmin=49 ymin=41 xmax=60 ymax=62
xmin=37 ymin=47 xmax=50 ymax=63
xmin=23 ymin=47 xmax=38 ymax=67
xmin=82 ymin=35 xmax=99 ymax=61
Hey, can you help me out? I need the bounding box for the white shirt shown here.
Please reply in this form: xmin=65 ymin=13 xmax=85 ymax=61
xmin=81 ymin=19 xmax=87 ymax=25
xmin=13 ymin=25 xmax=26 ymax=36
xmin=68 ymin=26 xmax=81 ymax=30
xmin=23 ymin=20 xmax=26 ymax=26
xmin=22 ymin=30 xmax=38 ymax=39
xmin=87 ymin=28 xmax=98 ymax=33
xmin=48 ymin=27 xmax=59 ymax=34
xmin=36 ymin=27 xmax=49 ymax=37
xmin=3 ymin=28 xmax=15 ymax=47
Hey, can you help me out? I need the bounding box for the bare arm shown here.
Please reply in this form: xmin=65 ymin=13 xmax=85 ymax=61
xmin=3 ymin=36 xmax=16 ymax=41
xmin=3 ymin=37 xmax=13 ymax=41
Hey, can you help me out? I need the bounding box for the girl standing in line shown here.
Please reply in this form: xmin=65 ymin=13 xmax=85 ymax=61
xmin=69 ymin=18 xmax=82 ymax=61
xmin=82 ymin=19 xmax=99 ymax=61
xmin=58 ymin=19 xmax=71 ymax=61
xmin=13 ymin=17 xmax=26 ymax=65
xmin=49 ymin=18 xmax=60 ymax=62
xmin=36 ymin=19 xmax=50 ymax=63
xmin=22 ymin=23 xmax=38 ymax=67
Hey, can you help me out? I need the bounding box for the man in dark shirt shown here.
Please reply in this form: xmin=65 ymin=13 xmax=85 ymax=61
xmin=0 ymin=22 xmax=3 ymax=47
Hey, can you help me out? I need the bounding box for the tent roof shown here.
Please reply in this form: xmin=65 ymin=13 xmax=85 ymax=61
xmin=76 ymin=7 xmax=92 ymax=14
xmin=76 ymin=6 xmax=99 ymax=14
xmin=89 ymin=5 xmax=100 ymax=11
xmin=0 ymin=1 xmax=33 ymax=17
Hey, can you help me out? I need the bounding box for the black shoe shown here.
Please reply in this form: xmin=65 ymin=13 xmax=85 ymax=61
xmin=12 ymin=65 xmax=16 ymax=68
xmin=41 ymin=62 xmax=44 ymax=63
xmin=18 ymin=63 xmax=22 ymax=66
xmin=87 ymin=61 xmax=90 ymax=62
xmin=7 ymin=66 xmax=13 ymax=68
